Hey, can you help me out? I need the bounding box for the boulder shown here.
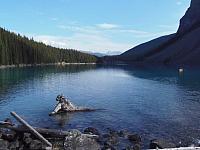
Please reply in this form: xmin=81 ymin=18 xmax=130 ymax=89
xmin=23 ymin=133 xmax=32 ymax=144
xmin=133 ymin=143 xmax=141 ymax=150
xmin=84 ymin=127 xmax=100 ymax=136
xmin=0 ymin=139 xmax=9 ymax=150
xmin=8 ymin=140 xmax=20 ymax=149
xmin=127 ymin=134 xmax=141 ymax=144
xmin=29 ymin=139 xmax=46 ymax=150
xmin=106 ymin=134 xmax=119 ymax=146
xmin=2 ymin=130 xmax=16 ymax=141
xmin=149 ymin=139 xmax=176 ymax=149
xmin=64 ymin=129 xmax=100 ymax=150
xmin=117 ymin=130 xmax=129 ymax=138
xmin=4 ymin=118 xmax=13 ymax=126
xmin=102 ymin=141 xmax=116 ymax=150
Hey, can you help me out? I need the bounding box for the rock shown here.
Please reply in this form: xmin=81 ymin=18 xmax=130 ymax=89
xmin=149 ymin=139 xmax=176 ymax=149
xmin=106 ymin=134 xmax=119 ymax=146
xmin=2 ymin=130 xmax=16 ymax=141
xmin=102 ymin=141 xmax=116 ymax=150
xmin=124 ymin=145 xmax=135 ymax=150
xmin=84 ymin=127 xmax=100 ymax=135
xmin=24 ymin=136 xmax=32 ymax=145
xmin=18 ymin=144 xmax=24 ymax=150
xmin=133 ymin=143 xmax=141 ymax=150
xmin=102 ymin=132 xmax=119 ymax=146
xmin=24 ymin=133 xmax=31 ymax=138
xmin=0 ymin=139 xmax=9 ymax=150
xmin=0 ymin=132 xmax=2 ymax=139
xmin=64 ymin=129 xmax=100 ymax=150
xmin=8 ymin=140 xmax=20 ymax=149
xmin=127 ymin=134 xmax=141 ymax=144
xmin=29 ymin=139 xmax=46 ymax=150
xmin=4 ymin=118 xmax=13 ymax=126
xmin=23 ymin=133 xmax=32 ymax=144
xmin=117 ymin=130 xmax=129 ymax=138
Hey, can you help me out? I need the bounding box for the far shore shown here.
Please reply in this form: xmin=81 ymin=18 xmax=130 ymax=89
xmin=0 ymin=62 xmax=97 ymax=69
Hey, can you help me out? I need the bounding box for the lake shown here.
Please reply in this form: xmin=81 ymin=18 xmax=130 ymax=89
xmin=0 ymin=65 xmax=200 ymax=148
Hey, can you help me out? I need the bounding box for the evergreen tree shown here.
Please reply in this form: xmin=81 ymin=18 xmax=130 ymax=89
xmin=0 ymin=27 xmax=98 ymax=65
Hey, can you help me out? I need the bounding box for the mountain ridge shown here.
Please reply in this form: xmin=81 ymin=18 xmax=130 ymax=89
xmin=104 ymin=0 xmax=200 ymax=66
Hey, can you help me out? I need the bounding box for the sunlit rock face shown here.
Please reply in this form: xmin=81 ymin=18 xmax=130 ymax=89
xmin=178 ymin=0 xmax=200 ymax=34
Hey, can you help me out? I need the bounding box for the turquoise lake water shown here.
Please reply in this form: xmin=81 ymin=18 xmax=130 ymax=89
xmin=0 ymin=65 xmax=200 ymax=148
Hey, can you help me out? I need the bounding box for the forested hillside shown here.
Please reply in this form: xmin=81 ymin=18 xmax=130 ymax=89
xmin=0 ymin=28 xmax=97 ymax=65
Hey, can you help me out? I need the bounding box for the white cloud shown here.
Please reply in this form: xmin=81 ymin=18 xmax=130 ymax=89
xmin=29 ymin=22 xmax=176 ymax=53
xmin=57 ymin=24 xmax=101 ymax=34
xmin=11 ymin=21 xmax=177 ymax=53
xmin=50 ymin=17 xmax=58 ymax=21
xmin=96 ymin=23 xmax=119 ymax=29
xmin=176 ymin=1 xmax=182 ymax=5
xmin=33 ymin=33 xmax=134 ymax=53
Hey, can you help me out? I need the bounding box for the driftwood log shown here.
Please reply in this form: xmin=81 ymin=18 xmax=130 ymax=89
xmin=0 ymin=122 xmax=99 ymax=139
xmin=10 ymin=111 xmax=52 ymax=148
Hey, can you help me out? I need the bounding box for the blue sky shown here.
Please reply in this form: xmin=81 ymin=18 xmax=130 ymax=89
xmin=0 ymin=0 xmax=190 ymax=53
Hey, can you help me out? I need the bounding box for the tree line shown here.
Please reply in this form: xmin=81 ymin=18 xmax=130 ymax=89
xmin=0 ymin=27 xmax=97 ymax=65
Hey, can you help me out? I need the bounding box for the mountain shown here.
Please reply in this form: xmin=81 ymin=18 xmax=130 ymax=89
xmin=107 ymin=0 xmax=200 ymax=66
xmin=83 ymin=51 xmax=122 ymax=57
xmin=0 ymin=28 xmax=97 ymax=66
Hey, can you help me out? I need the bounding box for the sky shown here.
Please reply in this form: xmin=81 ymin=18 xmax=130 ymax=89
xmin=0 ymin=0 xmax=191 ymax=53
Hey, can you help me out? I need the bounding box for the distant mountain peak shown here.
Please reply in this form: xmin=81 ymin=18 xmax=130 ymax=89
xmin=105 ymin=0 xmax=200 ymax=66
xmin=178 ymin=0 xmax=200 ymax=34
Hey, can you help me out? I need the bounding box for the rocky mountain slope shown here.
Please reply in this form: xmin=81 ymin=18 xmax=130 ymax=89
xmin=117 ymin=0 xmax=200 ymax=66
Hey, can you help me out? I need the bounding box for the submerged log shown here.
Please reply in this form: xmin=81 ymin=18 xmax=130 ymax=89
xmin=10 ymin=111 xmax=52 ymax=148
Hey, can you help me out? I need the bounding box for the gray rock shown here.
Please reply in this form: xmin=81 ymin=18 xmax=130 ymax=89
xmin=84 ymin=127 xmax=100 ymax=135
xmin=29 ymin=139 xmax=46 ymax=150
xmin=0 ymin=139 xmax=9 ymax=150
xmin=117 ymin=130 xmax=129 ymax=138
xmin=106 ymin=134 xmax=119 ymax=146
xmin=18 ymin=144 xmax=24 ymax=150
xmin=64 ymin=129 xmax=100 ymax=150
xmin=0 ymin=132 xmax=2 ymax=139
xmin=23 ymin=133 xmax=32 ymax=144
xmin=8 ymin=140 xmax=20 ymax=149
xmin=24 ymin=136 xmax=32 ymax=145
xmin=102 ymin=141 xmax=116 ymax=150
xmin=24 ymin=133 xmax=31 ymax=138
xmin=133 ymin=143 xmax=141 ymax=150
xmin=2 ymin=130 xmax=16 ymax=141
xmin=4 ymin=118 xmax=13 ymax=126
xmin=127 ymin=134 xmax=141 ymax=144
xmin=149 ymin=139 xmax=176 ymax=149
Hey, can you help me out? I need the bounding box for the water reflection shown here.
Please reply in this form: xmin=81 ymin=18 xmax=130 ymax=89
xmin=0 ymin=65 xmax=97 ymax=103
xmin=53 ymin=113 xmax=74 ymax=127
xmin=0 ymin=64 xmax=200 ymax=148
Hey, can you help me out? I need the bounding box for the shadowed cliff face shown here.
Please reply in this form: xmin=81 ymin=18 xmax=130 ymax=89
xmin=178 ymin=0 xmax=200 ymax=34
xmin=108 ymin=0 xmax=200 ymax=66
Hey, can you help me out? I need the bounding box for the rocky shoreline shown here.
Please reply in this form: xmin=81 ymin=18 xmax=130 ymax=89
xmin=0 ymin=62 xmax=96 ymax=69
xmin=1 ymin=124 xmax=200 ymax=150
xmin=0 ymin=113 xmax=199 ymax=150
